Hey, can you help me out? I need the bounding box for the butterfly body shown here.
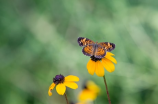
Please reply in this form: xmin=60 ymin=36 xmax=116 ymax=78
xmin=78 ymin=37 xmax=115 ymax=58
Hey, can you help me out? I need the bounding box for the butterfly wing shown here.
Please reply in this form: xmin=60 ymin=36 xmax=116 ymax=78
xmin=82 ymin=44 xmax=94 ymax=57
xmin=98 ymin=42 xmax=115 ymax=52
xmin=94 ymin=45 xmax=106 ymax=59
xmin=78 ymin=37 xmax=95 ymax=47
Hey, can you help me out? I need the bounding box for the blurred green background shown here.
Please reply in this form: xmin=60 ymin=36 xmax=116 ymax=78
xmin=1 ymin=0 xmax=158 ymax=104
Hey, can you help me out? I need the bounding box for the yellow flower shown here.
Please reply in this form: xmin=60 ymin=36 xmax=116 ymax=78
xmin=78 ymin=80 xmax=100 ymax=102
xmin=48 ymin=74 xmax=79 ymax=96
xmin=87 ymin=52 xmax=117 ymax=77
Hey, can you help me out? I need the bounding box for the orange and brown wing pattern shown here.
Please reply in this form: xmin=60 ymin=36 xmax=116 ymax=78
xmin=94 ymin=46 xmax=106 ymax=58
xmin=82 ymin=45 xmax=94 ymax=57
xmin=98 ymin=42 xmax=115 ymax=52
xmin=78 ymin=37 xmax=95 ymax=47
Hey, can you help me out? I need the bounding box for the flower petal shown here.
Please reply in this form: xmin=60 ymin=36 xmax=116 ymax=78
xmin=106 ymin=52 xmax=115 ymax=56
xmin=48 ymin=83 xmax=56 ymax=96
xmin=102 ymin=58 xmax=115 ymax=72
xmin=64 ymin=81 xmax=78 ymax=89
xmin=105 ymin=55 xmax=117 ymax=64
xmin=65 ymin=75 xmax=79 ymax=82
xmin=78 ymin=89 xmax=96 ymax=101
xmin=56 ymin=83 xmax=66 ymax=95
xmin=95 ymin=61 xmax=104 ymax=77
xmin=86 ymin=81 xmax=100 ymax=94
xmin=87 ymin=59 xmax=96 ymax=75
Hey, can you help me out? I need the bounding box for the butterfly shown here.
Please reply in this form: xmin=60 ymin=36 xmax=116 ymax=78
xmin=77 ymin=37 xmax=115 ymax=59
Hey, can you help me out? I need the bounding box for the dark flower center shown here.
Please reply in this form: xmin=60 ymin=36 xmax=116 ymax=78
xmin=82 ymin=81 xmax=88 ymax=89
xmin=53 ymin=74 xmax=65 ymax=84
xmin=90 ymin=56 xmax=102 ymax=62
xmin=83 ymin=85 xmax=88 ymax=89
xmin=69 ymin=102 xmax=75 ymax=104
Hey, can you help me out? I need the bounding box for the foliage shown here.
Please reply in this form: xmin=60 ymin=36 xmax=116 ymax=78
xmin=0 ymin=0 xmax=158 ymax=104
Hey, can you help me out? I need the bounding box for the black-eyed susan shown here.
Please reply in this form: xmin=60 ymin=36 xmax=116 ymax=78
xmin=86 ymin=52 xmax=116 ymax=104
xmin=48 ymin=74 xmax=79 ymax=96
xmin=87 ymin=52 xmax=117 ymax=77
xmin=78 ymin=80 xmax=100 ymax=102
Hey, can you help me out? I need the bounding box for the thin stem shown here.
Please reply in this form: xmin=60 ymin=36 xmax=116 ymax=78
xmin=103 ymin=75 xmax=111 ymax=104
xmin=64 ymin=93 xmax=69 ymax=104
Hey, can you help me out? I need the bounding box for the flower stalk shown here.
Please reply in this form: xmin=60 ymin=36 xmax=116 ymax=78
xmin=103 ymin=75 xmax=111 ymax=104
xmin=64 ymin=93 xmax=69 ymax=104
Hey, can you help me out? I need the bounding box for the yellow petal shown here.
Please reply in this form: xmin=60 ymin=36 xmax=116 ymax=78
xmin=48 ymin=83 xmax=56 ymax=96
xmin=78 ymin=89 xmax=96 ymax=101
xmin=64 ymin=81 xmax=78 ymax=89
xmin=95 ymin=61 xmax=104 ymax=77
xmin=86 ymin=81 xmax=100 ymax=94
xmin=106 ymin=52 xmax=115 ymax=56
xmin=105 ymin=55 xmax=117 ymax=64
xmin=87 ymin=59 xmax=96 ymax=75
xmin=102 ymin=58 xmax=115 ymax=72
xmin=65 ymin=75 xmax=79 ymax=82
xmin=56 ymin=83 xmax=66 ymax=95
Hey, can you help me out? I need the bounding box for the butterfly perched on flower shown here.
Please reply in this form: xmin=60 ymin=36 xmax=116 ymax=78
xmin=77 ymin=37 xmax=115 ymax=59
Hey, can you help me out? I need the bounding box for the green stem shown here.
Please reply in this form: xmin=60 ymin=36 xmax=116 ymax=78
xmin=64 ymin=93 xmax=69 ymax=104
xmin=103 ymin=75 xmax=111 ymax=104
